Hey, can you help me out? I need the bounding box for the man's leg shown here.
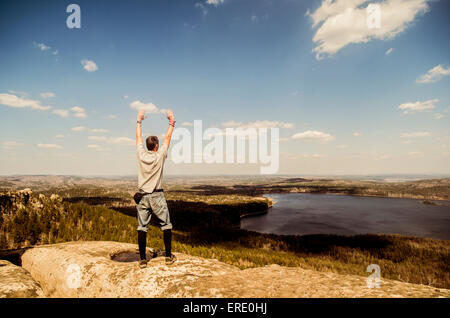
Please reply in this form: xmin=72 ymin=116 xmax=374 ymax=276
xmin=148 ymin=192 xmax=176 ymax=264
xmin=138 ymin=230 xmax=147 ymax=260
xmin=136 ymin=196 xmax=152 ymax=267
xmin=163 ymin=229 xmax=172 ymax=257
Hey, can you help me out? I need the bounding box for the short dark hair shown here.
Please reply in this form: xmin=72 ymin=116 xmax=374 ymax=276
xmin=146 ymin=136 xmax=159 ymax=151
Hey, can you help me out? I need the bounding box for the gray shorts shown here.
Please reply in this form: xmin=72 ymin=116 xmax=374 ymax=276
xmin=136 ymin=191 xmax=172 ymax=232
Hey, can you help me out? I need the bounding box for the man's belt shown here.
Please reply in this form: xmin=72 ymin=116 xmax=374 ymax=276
xmin=134 ymin=189 xmax=164 ymax=204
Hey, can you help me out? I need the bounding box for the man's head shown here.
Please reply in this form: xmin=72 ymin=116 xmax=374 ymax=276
xmin=146 ymin=136 xmax=159 ymax=151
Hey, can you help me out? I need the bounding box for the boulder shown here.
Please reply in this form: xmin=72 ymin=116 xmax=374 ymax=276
xmin=21 ymin=241 xmax=237 ymax=298
xmin=21 ymin=241 xmax=450 ymax=298
xmin=0 ymin=260 xmax=43 ymax=298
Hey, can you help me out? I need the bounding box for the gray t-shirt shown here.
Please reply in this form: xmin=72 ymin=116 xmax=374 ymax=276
xmin=136 ymin=142 xmax=168 ymax=193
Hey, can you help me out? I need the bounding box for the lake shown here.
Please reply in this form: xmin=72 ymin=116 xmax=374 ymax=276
xmin=240 ymin=193 xmax=450 ymax=240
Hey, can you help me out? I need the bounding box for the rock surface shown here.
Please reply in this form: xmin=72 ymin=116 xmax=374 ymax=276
xmin=21 ymin=241 xmax=449 ymax=298
xmin=0 ymin=260 xmax=44 ymax=298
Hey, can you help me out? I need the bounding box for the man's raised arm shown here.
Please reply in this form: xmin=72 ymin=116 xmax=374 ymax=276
xmin=136 ymin=110 xmax=146 ymax=146
xmin=163 ymin=110 xmax=176 ymax=148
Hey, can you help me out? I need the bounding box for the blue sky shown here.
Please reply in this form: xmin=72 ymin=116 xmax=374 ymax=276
xmin=0 ymin=0 xmax=449 ymax=175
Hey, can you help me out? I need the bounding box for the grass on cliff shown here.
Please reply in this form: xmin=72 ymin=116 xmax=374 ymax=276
xmin=1 ymin=194 xmax=448 ymax=289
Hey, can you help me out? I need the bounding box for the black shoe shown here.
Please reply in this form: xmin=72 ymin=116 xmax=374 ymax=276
xmin=139 ymin=259 xmax=147 ymax=268
xmin=165 ymin=254 xmax=177 ymax=265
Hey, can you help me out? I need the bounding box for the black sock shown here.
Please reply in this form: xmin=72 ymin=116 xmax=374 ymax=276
xmin=138 ymin=230 xmax=147 ymax=260
xmin=163 ymin=229 xmax=172 ymax=257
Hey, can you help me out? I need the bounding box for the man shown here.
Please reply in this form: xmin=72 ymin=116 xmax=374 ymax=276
xmin=135 ymin=109 xmax=176 ymax=268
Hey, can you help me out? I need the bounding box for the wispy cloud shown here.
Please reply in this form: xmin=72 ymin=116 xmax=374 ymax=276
xmin=222 ymin=120 xmax=294 ymax=129
xmin=37 ymin=143 xmax=63 ymax=149
xmin=88 ymin=136 xmax=107 ymax=141
xmin=40 ymin=92 xmax=55 ymax=98
xmin=33 ymin=42 xmax=51 ymax=51
xmin=416 ymin=64 xmax=450 ymax=84
xmin=0 ymin=93 xmax=51 ymax=111
xmin=81 ymin=59 xmax=98 ymax=72
xmin=307 ymin=0 xmax=429 ymax=59
xmin=72 ymin=126 xmax=109 ymax=133
xmin=71 ymin=106 xmax=87 ymax=118
xmin=87 ymin=144 xmax=104 ymax=151
xmin=353 ymin=132 xmax=362 ymax=137
xmin=385 ymin=48 xmax=394 ymax=55
xmin=400 ymin=131 xmax=432 ymax=138
xmin=129 ymin=100 xmax=160 ymax=113
xmin=107 ymin=137 xmax=134 ymax=146
xmin=195 ymin=0 xmax=224 ymax=16
xmin=291 ymin=130 xmax=335 ymax=143
xmin=398 ymin=99 xmax=438 ymax=114
xmin=206 ymin=0 xmax=224 ymax=5
xmin=52 ymin=109 xmax=69 ymax=117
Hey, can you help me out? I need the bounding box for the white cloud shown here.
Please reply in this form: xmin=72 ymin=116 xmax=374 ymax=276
xmin=72 ymin=126 xmax=86 ymax=131
xmin=129 ymin=100 xmax=159 ymax=113
xmin=416 ymin=64 xmax=450 ymax=84
xmin=206 ymin=0 xmax=224 ymax=5
xmin=55 ymin=134 xmax=65 ymax=138
xmin=434 ymin=113 xmax=443 ymax=120
xmin=400 ymin=131 xmax=432 ymax=138
xmin=90 ymin=128 xmax=109 ymax=133
xmin=222 ymin=120 xmax=294 ymax=129
xmin=71 ymin=106 xmax=84 ymax=113
xmin=88 ymin=136 xmax=107 ymax=141
xmin=34 ymin=42 xmax=51 ymax=51
xmin=195 ymin=3 xmax=208 ymax=16
xmin=81 ymin=59 xmax=99 ymax=72
xmin=385 ymin=48 xmax=394 ymax=55
xmin=353 ymin=132 xmax=362 ymax=137
xmin=308 ymin=0 xmax=429 ymax=59
xmin=74 ymin=112 xmax=87 ymax=118
xmin=123 ymin=95 xmax=129 ymax=99
xmin=71 ymin=106 xmax=87 ymax=118
xmin=37 ymin=143 xmax=63 ymax=149
xmin=52 ymin=50 xmax=58 ymax=55
xmin=337 ymin=144 xmax=350 ymax=149
xmin=107 ymin=137 xmax=134 ymax=146
xmin=87 ymin=144 xmax=104 ymax=151
xmin=291 ymin=130 xmax=335 ymax=143
xmin=107 ymin=114 xmax=117 ymax=119
xmin=195 ymin=0 xmax=223 ymax=16
xmin=72 ymin=126 xmax=109 ymax=133
xmin=398 ymin=99 xmax=438 ymax=114
xmin=0 ymin=93 xmax=51 ymax=111
xmin=40 ymin=92 xmax=55 ymax=98
xmin=52 ymin=109 xmax=69 ymax=117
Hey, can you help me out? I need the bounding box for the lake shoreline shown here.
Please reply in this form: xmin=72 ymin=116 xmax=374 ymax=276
xmin=242 ymin=192 xmax=450 ymax=241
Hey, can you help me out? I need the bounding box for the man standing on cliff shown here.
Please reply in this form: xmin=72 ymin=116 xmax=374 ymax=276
xmin=135 ymin=109 xmax=176 ymax=268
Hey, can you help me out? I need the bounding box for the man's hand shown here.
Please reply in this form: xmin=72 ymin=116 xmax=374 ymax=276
xmin=137 ymin=110 xmax=147 ymax=122
xmin=165 ymin=110 xmax=174 ymax=121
